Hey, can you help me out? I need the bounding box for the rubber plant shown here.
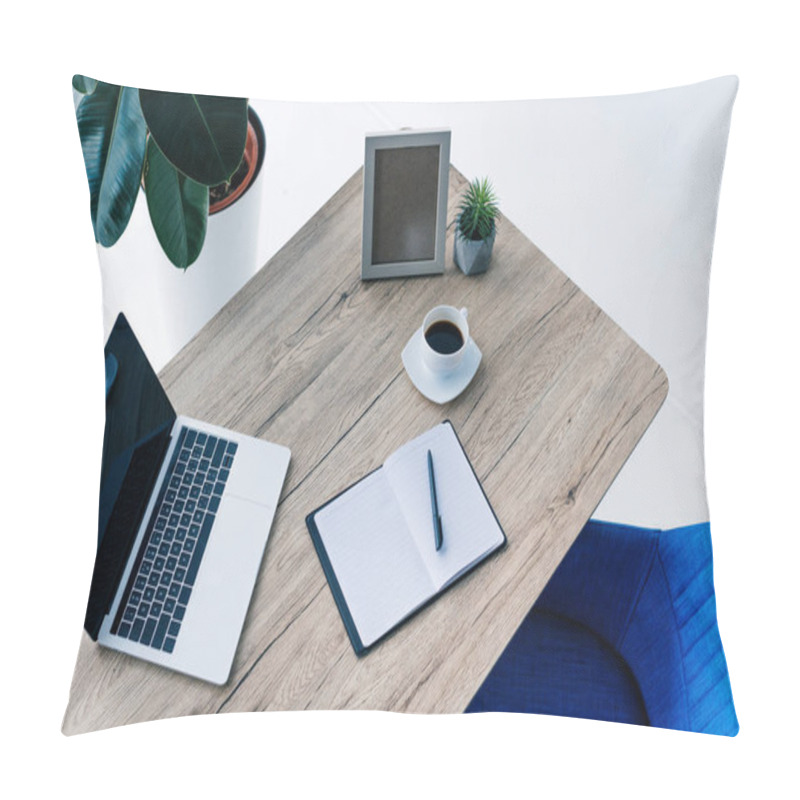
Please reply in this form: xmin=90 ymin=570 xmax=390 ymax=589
xmin=73 ymin=76 xmax=250 ymax=269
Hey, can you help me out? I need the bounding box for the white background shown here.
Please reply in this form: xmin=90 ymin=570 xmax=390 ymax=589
xmin=2 ymin=1 xmax=797 ymax=797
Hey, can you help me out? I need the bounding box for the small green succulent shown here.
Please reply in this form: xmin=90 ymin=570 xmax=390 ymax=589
xmin=455 ymin=177 xmax=500 ymax=242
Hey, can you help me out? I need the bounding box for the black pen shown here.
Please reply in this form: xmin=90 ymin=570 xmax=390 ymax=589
xmin=427 ymin=449 xmax=443 ymax=551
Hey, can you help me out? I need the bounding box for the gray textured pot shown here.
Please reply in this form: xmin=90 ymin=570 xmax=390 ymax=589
xmin=454 ymin=228 xmax=496 ymax=275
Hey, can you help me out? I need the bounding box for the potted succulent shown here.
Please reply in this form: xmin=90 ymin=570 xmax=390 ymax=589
xmin=452 ymin=177 xmax=500 ymax=276
xmin=73 ymin=76 xmax=265 ymax=269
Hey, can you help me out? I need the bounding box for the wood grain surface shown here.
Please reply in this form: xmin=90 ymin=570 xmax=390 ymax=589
xmin=63 ymin=167 xmax=668 ymax=734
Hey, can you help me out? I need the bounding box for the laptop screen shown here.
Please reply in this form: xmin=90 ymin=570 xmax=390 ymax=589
xmin=85 ymin=313 xmax=177 ymax=639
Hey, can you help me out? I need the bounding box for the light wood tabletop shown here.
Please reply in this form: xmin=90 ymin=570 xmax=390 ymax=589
xmin=63 ymin=167 xmax=668 ymax=734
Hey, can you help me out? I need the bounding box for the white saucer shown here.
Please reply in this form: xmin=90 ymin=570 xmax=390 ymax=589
xmin=401 ymin=327 xmax=482 ymax=404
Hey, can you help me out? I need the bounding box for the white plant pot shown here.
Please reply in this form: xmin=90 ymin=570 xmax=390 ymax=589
xmin=453 ymin=228 xmax=496 ymax=276
xmin=96 ymin=112 xmax=266 ymax=372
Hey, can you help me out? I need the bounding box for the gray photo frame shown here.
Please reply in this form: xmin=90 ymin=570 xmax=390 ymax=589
xmin=361 ymin=129 xmax=451 ymax=280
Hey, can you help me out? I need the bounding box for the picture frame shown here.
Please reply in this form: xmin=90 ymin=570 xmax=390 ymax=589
xmin=361 ymin=129 xmax=451 ymax=280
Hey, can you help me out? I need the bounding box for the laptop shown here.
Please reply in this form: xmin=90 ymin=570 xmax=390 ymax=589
xmin=84 ymin=313 xmax=290 ymax=685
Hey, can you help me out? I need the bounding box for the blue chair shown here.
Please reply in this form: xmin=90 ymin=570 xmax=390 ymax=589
xmin=466 ymin=520 xmax=738 ymax=736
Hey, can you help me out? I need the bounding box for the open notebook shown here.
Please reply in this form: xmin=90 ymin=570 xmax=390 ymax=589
xmin=306 ymin=421 xmax=506 ymax=654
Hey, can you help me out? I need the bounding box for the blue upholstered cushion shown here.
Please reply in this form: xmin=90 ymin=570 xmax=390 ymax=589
xmin=467 ymin=520 xmax=738 ymax=736
xmin=466 ymin=609 xmax=648 ymax=725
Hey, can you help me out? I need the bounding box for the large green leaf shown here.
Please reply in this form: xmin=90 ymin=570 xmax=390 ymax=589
xmin=144 ymin=137 xmax=208 ymax=269
xmin=72 ymin=74 xmax=97 ymax=95
xmin=139 ymin=89 xmax=248 ymax=186
xmin=75 ymin=81 xmax=147 ymax=247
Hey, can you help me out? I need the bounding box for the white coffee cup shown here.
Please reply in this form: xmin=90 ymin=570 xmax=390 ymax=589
xmin=421 ymin=306 xmax=470 ymax=375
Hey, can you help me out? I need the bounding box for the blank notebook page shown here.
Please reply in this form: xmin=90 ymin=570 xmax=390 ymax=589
xmin=314 ymin=469 xmax=436 ymax=647
xmin=384 ymin=423 xmax=504 ymax=589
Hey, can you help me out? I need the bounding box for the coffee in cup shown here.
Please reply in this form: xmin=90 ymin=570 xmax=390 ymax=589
xmin=421 ymin=306 xmax=469 ymax=375
xmin=424 ymin=320 xmax=464 ymax=354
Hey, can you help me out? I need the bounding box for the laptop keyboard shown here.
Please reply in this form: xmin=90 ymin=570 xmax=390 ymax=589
xmin=111 ymin=426 xmax=238 ymax=653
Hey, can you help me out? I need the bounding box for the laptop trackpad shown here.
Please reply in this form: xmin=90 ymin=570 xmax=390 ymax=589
xmin=224 ymin=439 xmax=291 ymax=507
xmin=174 ymin=495 xmax=276 ymax=684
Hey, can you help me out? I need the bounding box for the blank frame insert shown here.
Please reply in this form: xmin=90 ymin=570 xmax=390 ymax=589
xmin=361 ymin=129 xmax=451 ymax=279
xmin=372 ymin=145 xmax=439 ymax=264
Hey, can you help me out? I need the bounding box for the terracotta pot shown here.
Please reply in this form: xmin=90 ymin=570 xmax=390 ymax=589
xmin=209 ymin=106 xmax=266 ymax=214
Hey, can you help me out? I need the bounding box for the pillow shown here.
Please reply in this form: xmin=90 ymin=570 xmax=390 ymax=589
xmin=65 ymin=75 xmax=738 ymax=735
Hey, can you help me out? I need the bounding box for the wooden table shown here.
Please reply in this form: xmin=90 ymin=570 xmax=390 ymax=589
xmin=63 ymin=167 xmax=668 ymax=734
